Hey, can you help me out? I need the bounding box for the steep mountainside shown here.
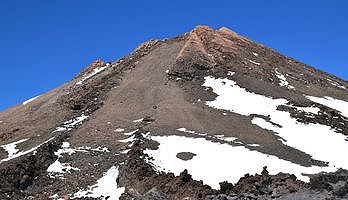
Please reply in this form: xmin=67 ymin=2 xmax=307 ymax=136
xmin=0 ymin=25 xmax=347 ymax=200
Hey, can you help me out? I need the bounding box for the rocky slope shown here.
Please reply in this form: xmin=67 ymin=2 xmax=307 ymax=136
xmin=0 ymin=25 xmax=347 ymax=200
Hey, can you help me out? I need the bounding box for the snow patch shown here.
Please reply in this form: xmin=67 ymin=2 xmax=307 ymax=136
xmin=47 ymin=142 xmax=82 ymax=175
xmin=203 ymin=76 xmax=287 ymax=116
xmin=22 ymin=95 xmax=40 ymax=105
xmin=275 ymin=68 xmax=294 ymax=89
xmin=49 ymin=194 xmax=64 ymax=200
xmin=76 ymin=65 xmax=108 ymax=85
xmin=177 ymin=127 xmax=196 ymax=134
xmin=202 ymin=76 xmax=348 ymax=175
xmin=118 ymin=135 xmax=136 ymax=143
xmin=78 ymin=146 xmax=110 ymax=152
xmin=1 ymin=138 xmax=29 ymax=159
xmin=120 ymin=149 xmax=131 ymax=154
xmin=47 ymin=142 xmax=110 ymax=178
xmin=53 ymin=127 xmax=67 ymax=132
xmin=72 ymin=166 xmax=124 ymax=199
xmin=248 ymin=59 xmax=260 ymax=65
xmin=294 ymin=106 xmax=320 ymax=114
xmin=177 ymin=127 xmax=206 ymax=136
xmin=133 ymin=118 xmax=144 ymax=123
xmin=248 ymin=143 xmax=261 ymax=147
xmin=64 ymin=115 xmax=89 ymax=128
xmin=53 ymin=114 xmax=88 ymax=133
xmin=306 ymin=96 xmax=348 ymax=118
xmin=123 ymin=129 xmax=138 ymax=136
xmin=1 ymin=137 xmax=54 ymax=163
xmin=227 ymin=71 xmax=235 ymax=76
xmin=327 ymin=79 xmax=346 ymax=89
xmin=47 ymin=160 xmax=79 ymax=174
xmin=114 ymin=128 xmax=125 ymax=133
xmin=252 ymin=52 xmax=259 ymax=56
xmin=145 ymin=134 xmax=329 ymax=189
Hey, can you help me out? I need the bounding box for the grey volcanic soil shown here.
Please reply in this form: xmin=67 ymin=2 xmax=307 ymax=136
xmin=0 ymin=25 xmax=347 ymax=199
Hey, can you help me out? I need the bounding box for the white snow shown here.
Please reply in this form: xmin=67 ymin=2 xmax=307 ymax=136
xmin=227 ymin=71 xmax=235 ymax=76
xmin=53 ymin=127 xmax=67 ymax=132
xmin=1 ymin=138 xmax=29 ymax=159
xmin=145 ymin=134 xmax=329 ymax=189
xmin=203 ymin=76 xmax=287 ymax=116
xmin=114 ymin=128 xmax=125 ymax=132
xmin=248 ymin=59 xmax=260 ymax=65
xmin=252 ymin=52 xmax=259 ymax=56
xmin=248 ymin=143 xmax=261 ymax=147
xmin=250 ymin=115 xmax=348 ymax=168
xmin=73 ymin=166 xmax=125 ymax=200
xmin=327 ymin=79 xmax=346 ymax=89
xmin=120 ymin=149 xmax=131 ymax=154
xmin=49 ymin=194 xmax=64 ymax=200
xmin=1 ymin=137 xmax=54 ymax=163
xmin=335 ymin=84 xmax=346 ymax=89
xmin=22 ymin=95 xmax=40 ymax=105
xmin=220 ymin=137 xmax=238 ymax=142
xmin=294 ymin=106 xmax=320 ymax=114
xmin=118 ymin=135 xmax=136 ymax=143
xmin=49 ymin=194 xmax=59 ymax=198
xmin=177 ymin=127 xmax=196 ymax=134
xmin=47 ymin=160 xmax=79 ymax=174
xmin=251 ymin=117 xmax=277 ymax=131
xmin=78 ymin=146 xmax=110 ymax=152
xmin=64 ymin=115 xmax=89 ymax=128
xmin=53 ymin=114 xmax=88 ymax=133
xmin=76 ymin=65 xmax=108 ymax=85
xmin=123 ymin=129 xmax=138 ymax=136
xmin=61 ymin=141 xmax=70 ymax=148
xmin=177 ymin=127 xmax=206 ymax=136
xmin=133 ymin=118 xmax=144 ymax=123
xmin=48 ymin=142 xmax=110 ymax=176
xmin=275 ymin=68 xmax=295 ymax=89
xmin=47 ymin=142 xmax=82 ymax=175
xmin=201 ymin=76 xmax=348 ymax=178
xmin=177 ymin=127 xmax=238 ymax=142
xmin=306 ymin=95 xmax=348 ymax=118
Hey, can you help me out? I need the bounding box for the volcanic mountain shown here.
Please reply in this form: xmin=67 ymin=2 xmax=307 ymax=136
xmin=0 ymin=25 xmax=348 ymax=200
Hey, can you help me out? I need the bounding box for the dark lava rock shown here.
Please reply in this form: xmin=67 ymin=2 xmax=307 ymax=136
xmin=176 ymin=152 xmax=197 ymax=161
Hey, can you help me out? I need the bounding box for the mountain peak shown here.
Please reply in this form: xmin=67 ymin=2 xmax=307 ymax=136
xmin=192 ymin=25 xmax=215 ymax=32
xmin=173 ymin=25 xmax=252 ymax=74
xmin=218 ymin=26 xmax=242 ymax=38
xmin=190 ymin=25 xmax=243 ymax=39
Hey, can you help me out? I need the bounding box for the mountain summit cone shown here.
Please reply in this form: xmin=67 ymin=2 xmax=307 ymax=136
xmin=0 ymin=25 xmax=347 ymax=199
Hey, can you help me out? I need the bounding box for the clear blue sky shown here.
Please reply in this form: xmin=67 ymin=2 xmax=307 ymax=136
xmin=0 ymin=0 xmax=347 ymax=111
